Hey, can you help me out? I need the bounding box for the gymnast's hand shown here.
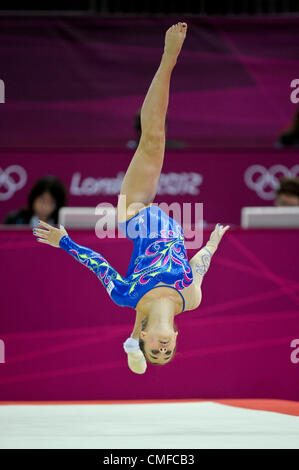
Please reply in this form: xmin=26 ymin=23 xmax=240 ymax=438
xmin=32 ymin=220 xmax=69 ymax=248
xmin=208 ymin=223 xmax=230 ymax=249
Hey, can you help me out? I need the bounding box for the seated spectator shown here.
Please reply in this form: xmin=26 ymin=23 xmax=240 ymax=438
xmin=126 ymin=108 xmax=187 ymax=149
xmin=276 ymin=108 xmax=299 ymax=147
xmin=275 ymin=177 xmax=299 ymax=206
xmin=2 ymin=175 xmax=67 ymax=226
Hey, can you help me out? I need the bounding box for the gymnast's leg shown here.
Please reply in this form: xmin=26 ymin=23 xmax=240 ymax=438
xmin=117 ymin=22 xmax=188 ymax=222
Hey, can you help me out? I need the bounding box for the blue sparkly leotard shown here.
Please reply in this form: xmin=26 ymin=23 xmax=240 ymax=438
xmin=59 ymin=204 xmax=193 ymax=312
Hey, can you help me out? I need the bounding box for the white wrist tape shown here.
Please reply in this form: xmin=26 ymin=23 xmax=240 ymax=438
xmin=123 ymin=337 xmax=140 ymax=354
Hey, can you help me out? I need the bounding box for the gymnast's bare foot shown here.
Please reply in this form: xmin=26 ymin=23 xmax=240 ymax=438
xmin=164 ymin=22 xmax=187 ymax=63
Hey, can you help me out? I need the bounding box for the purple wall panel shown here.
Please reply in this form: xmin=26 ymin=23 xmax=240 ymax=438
xmin=1 ymin=148 xmax=298 ymax=225
xmin=1 ymin=15 xmax=299 ymax=402
xmin=0 ymin=16 xmax=298 ymax=148
xmin=0 ymin=228 xmax=298 ymax=401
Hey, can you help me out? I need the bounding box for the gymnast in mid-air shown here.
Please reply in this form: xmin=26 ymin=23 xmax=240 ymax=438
xmin=32 ymin=22 xmax=229 ymax=374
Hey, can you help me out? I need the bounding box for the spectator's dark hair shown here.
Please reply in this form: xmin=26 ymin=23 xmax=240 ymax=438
xmin=27 ymin=175 xmax=68 ymax=224
xmin=276 ymin=177 xmax=299 ymax=198
xmin=138 ymin=317 xmax=177 ymax=366
xmin=290 ymin=108 xmax=299 ymax=133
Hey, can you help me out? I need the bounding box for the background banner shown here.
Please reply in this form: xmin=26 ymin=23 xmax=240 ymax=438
xmin=1 ymin=148 xmax=298 ymax=225
xmin=0 ymin=16 xmax=298 ymax=148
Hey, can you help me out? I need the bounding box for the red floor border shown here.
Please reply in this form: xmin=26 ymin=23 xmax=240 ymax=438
xmin=0 ymin=399 xmax=298 ymax=416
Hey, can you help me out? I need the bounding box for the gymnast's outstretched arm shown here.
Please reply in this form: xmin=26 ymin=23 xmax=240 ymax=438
xmin=32 ymin=220 xmax=126 ymax=304
xmin=189 ymin=223 xmax=230 ymax=288
xmin=33 ymin=220 xmax=147 ymax=374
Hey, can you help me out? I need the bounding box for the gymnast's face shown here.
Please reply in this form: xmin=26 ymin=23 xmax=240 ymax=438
xmin=140 ymin=329 xmax=178 ymax=364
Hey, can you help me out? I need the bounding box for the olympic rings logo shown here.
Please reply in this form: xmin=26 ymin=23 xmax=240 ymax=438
xmin=0 ymin=165 xmax=27 ymax=201
xmin=244 ymin=164 xmax=299 ymax=200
